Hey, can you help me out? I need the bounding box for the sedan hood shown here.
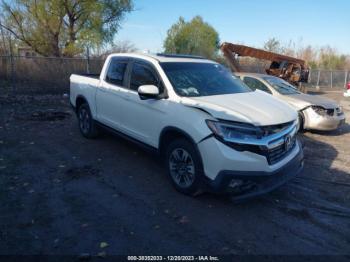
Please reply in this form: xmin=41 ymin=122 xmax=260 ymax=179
xmin=181 ymin=90 xmax=297 ymax=126
xmin=283 ymin=93 xmax=338 ymax=110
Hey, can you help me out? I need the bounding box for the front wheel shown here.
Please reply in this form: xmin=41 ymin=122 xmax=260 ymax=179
xmin=165 ymin=138 xmax=204 ymax=196
xmin=298 ymin=112 xmax=305 ymax=132
xmin=77 ymin=103 xmax=98 ymax=138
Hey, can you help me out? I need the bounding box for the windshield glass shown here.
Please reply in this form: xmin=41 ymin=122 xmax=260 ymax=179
xmin=161 ymin=62 xmax=251 ymax=97
xmin=262 ymin=76 xmax=300 ymax=95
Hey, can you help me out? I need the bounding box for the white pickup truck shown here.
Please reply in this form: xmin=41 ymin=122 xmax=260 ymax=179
xmin=70 ymin=53 xmax=304 ymax=200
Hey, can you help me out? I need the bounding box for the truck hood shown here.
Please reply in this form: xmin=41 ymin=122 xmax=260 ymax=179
xmin=180 ymin=90 xmax=297 ymax=126
xmin=282 ymin=93 xmax=339 ymax=110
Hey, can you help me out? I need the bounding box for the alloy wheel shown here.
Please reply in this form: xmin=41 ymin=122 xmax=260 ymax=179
xmin=79 ymin=107 xmax=90 ymax=134
xmin=169 ymin=148 xmax=195 ymax=188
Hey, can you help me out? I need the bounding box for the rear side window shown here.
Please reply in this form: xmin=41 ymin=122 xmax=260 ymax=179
xmin=130 ymin=63 xmax=159 ymax=91
xmin=105 ymin=58 xmax=128 ymax=86
xmin=243 ymin=77 xmax=272 ymax=94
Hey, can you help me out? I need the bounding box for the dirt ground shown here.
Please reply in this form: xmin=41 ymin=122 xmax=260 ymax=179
xmin=0 ymin=88 xmax=350 ymax=257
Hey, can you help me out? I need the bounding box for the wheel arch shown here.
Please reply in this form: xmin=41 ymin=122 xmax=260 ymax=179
xmin=158 ymin=127 xmax=204 ymax=168
xmin=75 ymin=95 xmax=88 ymax=113
xmin=159 ymin=126 xmax=207 ymax=195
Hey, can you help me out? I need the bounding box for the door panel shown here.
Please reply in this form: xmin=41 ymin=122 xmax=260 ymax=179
xmin=95 ymin=58 xmax=129 ymax=130
xmin=120 ymin=61 xmax=167 ymax=147
xmin=96 ymin=82 xmax=127 ymax=130
xmin=122 ymin=90 xmax=167 ymax=146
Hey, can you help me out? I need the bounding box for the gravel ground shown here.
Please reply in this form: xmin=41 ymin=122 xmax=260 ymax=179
xmin=0 ymin=89 xmax=349 ymax=258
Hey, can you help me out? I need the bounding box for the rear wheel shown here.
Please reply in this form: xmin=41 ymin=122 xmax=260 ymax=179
xmin=77 ymin=103 xmax=98 ymax=138
xmin=165 ymin=138 xmax=203 ymax=196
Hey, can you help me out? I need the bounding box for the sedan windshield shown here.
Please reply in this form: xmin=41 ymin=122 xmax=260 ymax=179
xmin=161 ymin=62 xmax=251 ymax=97
xmin=262 ymin=76 xmax=300 ymax=95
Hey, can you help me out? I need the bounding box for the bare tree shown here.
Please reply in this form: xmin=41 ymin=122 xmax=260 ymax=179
xmin=263 ymin=38 xmax=283 ymax=53
xmin=263 ymin=38 xmax=348 ymax=70
xmin=98 ymin=40 xmax=137 ymax=58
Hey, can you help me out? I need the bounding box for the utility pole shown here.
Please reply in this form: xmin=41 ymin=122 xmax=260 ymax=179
xmin=316 ymin=70 xmax=321 ymax=90
xmin=330 ymin=71 xmax=333 ymax=89
xmin=345 ymin=71 xmax=348 ymax=89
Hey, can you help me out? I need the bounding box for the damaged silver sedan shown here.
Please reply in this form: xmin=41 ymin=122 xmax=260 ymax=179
xmin=236 ymin=73 xmax=346 ymax=131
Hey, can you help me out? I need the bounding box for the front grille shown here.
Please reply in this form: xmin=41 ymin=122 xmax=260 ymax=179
xmin=221 ymin=121 xmax=298 ymax=166
xmin=326 ymin=109 xmax=335 ymax=116
xmin=326 ymin=107 xmax=343 ymax=117
xmin=261 ymin=121 xmax=293 ymax=136
xmin=266 ymin=135 xmax=296 ymax=165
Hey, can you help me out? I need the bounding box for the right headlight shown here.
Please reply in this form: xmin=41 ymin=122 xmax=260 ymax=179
xmin=205 ymin=120 xmax=263 ymax=141
xmin=311 ymin=105 xmax=327 ymax=116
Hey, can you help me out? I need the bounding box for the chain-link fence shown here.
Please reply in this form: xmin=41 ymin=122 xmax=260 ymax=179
xmin=0 ymin=55 xmax=349 ymax=94
xmin=308 ymin=69 xmax=349 ymax=89
xmin=0 ymin=55 xmax=104 ymax=93
xmin=238 ymin=62 xmax=349 ymax=90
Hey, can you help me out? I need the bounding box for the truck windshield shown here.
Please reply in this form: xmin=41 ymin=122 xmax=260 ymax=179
xmin=161 ymin=62 xmax=251 ymax=97
xmin=262 ymin=76 xmax=300 ymax=95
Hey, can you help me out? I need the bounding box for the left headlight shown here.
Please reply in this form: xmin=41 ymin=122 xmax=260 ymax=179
xmin=205 ymin=120 xmax=262 ymax=141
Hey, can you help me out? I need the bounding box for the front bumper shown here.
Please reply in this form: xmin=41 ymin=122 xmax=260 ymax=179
xmin=303 ymin=107 xmax=346 ymax=131
xmin=198 ymin=134 xmax=303 ymax=200
xmin=206 ymin=144 xmax=304 ymax=201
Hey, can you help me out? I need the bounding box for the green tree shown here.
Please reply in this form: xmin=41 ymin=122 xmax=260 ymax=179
xmin=163 ymin=16 xmax=220 ymax=59
xmin=0 ymin=0 xmax=133 ymax=57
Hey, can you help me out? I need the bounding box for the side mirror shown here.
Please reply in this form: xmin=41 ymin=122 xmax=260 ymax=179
xmin=137 ymin=85 xmax=159 ymax=100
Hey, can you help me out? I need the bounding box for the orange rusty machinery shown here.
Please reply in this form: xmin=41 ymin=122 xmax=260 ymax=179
xmin=220 ymin=42 xmax=309 ymax=86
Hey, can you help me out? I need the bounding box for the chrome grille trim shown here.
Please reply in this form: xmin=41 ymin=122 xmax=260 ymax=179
xmin=223 ymin=121 xmax=297 ymax=149
xmin=222 ymin=120 xmax=298 ymax=165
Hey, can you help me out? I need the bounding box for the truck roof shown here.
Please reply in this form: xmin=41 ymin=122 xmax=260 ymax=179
xmin=108 ymin=53 xmax=216 ymax=64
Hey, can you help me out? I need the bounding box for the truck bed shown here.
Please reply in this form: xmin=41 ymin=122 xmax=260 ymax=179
xmin=73 ymin=73 xmax=100 ymax=79
xmin=70 ymin=73 xmax=101 ymax=109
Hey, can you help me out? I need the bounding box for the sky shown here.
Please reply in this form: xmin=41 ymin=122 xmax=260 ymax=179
xmin=116 ymin=0 xmax=350 ymax=55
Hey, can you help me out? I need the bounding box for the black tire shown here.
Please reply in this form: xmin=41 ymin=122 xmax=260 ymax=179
xmin=77 ymin=103 xmax=98 ymax=138
xmin=298 ymin=112 xmax=305 ymax=132
xmin=165 ymin=138 xmax=204 ymax=196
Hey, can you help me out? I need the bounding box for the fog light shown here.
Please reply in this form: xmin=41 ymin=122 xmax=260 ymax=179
xmin=229 ymin=179 xmax=244 ymax=189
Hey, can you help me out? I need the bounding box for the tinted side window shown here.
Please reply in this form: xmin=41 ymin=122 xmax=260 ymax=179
xmin=105 ymin=59 xmax=128 ymax=86
xmin=130 ymin=63 xmax=159 ymax=91
xmin=243 ymin=77 xmax=271 ymax=94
